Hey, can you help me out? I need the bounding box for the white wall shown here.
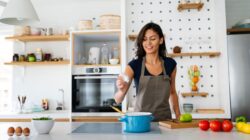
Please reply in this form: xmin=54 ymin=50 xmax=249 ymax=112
xmin=125 ymin=0 xmax=230 ymax=118
xmin=226 ymin=0 xmax=250 ymax=28
xmin=11 ymin=0 xmax=121 ymax=111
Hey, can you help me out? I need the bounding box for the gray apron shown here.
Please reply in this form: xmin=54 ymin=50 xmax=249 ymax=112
xmin=134 ymin=57 xmax=172 ymax=121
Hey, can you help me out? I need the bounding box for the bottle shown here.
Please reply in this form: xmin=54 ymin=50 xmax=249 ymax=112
xmin=35 ymin=48 xmax=43 ymax=61
xmin=112 ymin=47 xmax=119 ymax=59
xmin=101 ymin=44 xmax=109 ymax=64
xmin=42 ymin=99 xmax=49 ymax=110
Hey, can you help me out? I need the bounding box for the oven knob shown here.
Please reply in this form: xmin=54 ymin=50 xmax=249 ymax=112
xmin=93 ymin=68 xmax=100 ymax=73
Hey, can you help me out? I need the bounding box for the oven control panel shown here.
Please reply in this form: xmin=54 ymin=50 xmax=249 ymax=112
xmin=86 ymin=67 xmax=107 ymax=73
xmin=72 ymin=66 xmax=121 ymax=75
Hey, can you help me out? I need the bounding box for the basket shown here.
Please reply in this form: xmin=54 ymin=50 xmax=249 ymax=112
xmin=78 ymin=20 xmax=93 ymax=30
xmin=99 ymin=14 xmax=120 ymax=29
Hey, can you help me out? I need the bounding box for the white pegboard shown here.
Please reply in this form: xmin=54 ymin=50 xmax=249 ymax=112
xmin=125 ymin=0 xmax=226 ymax=114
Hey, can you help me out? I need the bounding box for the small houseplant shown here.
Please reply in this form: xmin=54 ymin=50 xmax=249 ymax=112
xmin=32 ymin=117 xmax=54 ymax=134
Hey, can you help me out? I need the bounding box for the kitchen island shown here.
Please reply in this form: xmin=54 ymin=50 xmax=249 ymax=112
xmin=0 ymin=122 xmax=249 ymax=140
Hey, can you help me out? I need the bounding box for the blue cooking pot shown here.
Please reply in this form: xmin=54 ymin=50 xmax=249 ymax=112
xmin=119 ymin=112 xmax=154 ymax=133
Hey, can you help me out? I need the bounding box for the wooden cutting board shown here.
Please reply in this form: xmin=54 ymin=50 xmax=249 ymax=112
xmin=196 ymin=109 xmax=224 ymax=114
xmin=159 ymin=120 xmax=199 ymax=129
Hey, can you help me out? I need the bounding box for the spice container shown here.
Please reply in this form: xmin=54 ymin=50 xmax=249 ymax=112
xmin=13 ymin=54 xmax=19 ymax=62
xmin=27 ymin=53 xmax=36 ymax=62
xmin=19 ymin=55 xmax=26 ymax=62
xmin=35 ymin=48 xmax=43 ymax=61
xmin=42 ymin=99 xmax=49 ymax=110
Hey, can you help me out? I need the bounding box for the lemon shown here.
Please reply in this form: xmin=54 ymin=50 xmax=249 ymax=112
xmin=242 ymin=124 xmax=250 ymax=134
xmin=236 ymin=122 xmax=246 ymax=132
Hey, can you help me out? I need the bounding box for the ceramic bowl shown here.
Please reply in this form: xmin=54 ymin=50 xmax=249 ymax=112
xmin=109 ymin=58 xmax=119 ymax=65
xmin=183 ymin=103 xmax=193 ymax=113
xmin=32 ymin=119 xmax=54 ymax=134
xmin=30 ymin=28 xmax=41 ymax=36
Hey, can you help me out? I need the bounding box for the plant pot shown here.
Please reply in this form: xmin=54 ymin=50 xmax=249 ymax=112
xmin=119 ymin=112 xmax=154 ymax=133
xmin=32 ymin=119 xmax=54 ymax=134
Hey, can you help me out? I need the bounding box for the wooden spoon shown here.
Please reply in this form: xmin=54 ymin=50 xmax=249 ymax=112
xmin=109 ymin=105 xmax=125 ymax=115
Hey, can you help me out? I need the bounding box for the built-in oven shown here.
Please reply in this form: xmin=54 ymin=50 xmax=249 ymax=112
xmin=72 ymin=66 xmax=121 ymax=112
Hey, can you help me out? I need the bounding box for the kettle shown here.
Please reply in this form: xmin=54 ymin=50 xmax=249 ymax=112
xmin=88 ymin=47 xmax=100 ymax=64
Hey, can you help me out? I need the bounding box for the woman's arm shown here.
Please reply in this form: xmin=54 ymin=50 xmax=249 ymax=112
xmin=169 ymin=67 xmax=181 ymax=120
xmin=114 ymin=65 xmax=134 ymax=104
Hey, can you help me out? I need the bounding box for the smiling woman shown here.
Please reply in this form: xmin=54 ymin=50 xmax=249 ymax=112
xmin=114 ymin=22 xmax=181 ymax=121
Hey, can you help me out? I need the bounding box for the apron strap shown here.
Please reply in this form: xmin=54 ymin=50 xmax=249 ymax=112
xmin=140 ymin=57 xmax=146 ymax=78
xmin=140 ymin=57 xmax=170 ymax=80
xmin=160 ymin=58 xmax=170 ymax=80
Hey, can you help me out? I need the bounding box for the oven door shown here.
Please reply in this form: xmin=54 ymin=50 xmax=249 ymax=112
xmin=72 ymin=75 xmax=121 ymax=112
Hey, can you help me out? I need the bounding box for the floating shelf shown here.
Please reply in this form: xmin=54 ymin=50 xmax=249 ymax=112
xmin=128 ymin=34 xmax=137 ymax=41
xmin=227 ymin=28 xmax=250 ymax=34
xmin=177 ymin=3 xmax=204 ymax=12
xmin=167 ymin=52 xmax=221 ymax=58
xmin=4 ymin=60 xmax=70 ymax=66
xmin=181 ymin=92 xmax=208 ymax=98
xmin=5 ymin=35 xmax=70 ymax=42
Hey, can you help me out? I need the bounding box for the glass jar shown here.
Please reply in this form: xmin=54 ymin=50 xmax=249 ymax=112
xmin=13 ymin=54 xmax=19 ymax=62
xmin=35 ymin=48 xmax=43 ymax=61
xmin=111 ymin=46 xmax=119 ymax=59
xmin=101 ymin=44 xmax=109 ymax=64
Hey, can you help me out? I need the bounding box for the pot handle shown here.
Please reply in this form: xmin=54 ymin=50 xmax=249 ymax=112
xmin=118 ymin=116 xmax=127 ymax=122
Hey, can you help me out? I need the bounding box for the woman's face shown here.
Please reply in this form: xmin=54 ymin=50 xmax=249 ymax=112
xmin=142 ymin=29 xmax=163 ymax=55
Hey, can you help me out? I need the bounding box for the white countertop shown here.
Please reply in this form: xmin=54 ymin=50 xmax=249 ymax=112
xmin=0 ymin=108 xmax=231 ymax=121
xmin=0 ymin=110 xmax=70 ymax=119
xmin=1 ymin=122 xmax=250 ymax=140
xmin=0 ymin=110 xmax=230 ymax=119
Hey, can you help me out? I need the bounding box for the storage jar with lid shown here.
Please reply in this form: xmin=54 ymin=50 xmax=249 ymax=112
xmin=35 ymin=48 xmax=43 ymax=61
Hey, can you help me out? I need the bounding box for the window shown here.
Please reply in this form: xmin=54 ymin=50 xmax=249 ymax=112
xmin=0 ymin=23 xmax=13 ymax=113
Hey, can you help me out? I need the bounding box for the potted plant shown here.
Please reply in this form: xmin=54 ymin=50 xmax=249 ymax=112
xmin=32 ymin=117 xmax=54 ymax=134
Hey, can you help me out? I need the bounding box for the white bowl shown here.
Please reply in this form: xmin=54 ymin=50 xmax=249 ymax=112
xmin=30 ymin=28 xmax=41 ymax=36
xmin=109 ymin=59 xmax=119 ymax=65
xmin=32 ymin=119 xmax=54 ymax=134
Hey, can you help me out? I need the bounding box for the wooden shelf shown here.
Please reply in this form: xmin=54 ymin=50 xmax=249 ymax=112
xmin=4 ymin=60 xmax=70 ymax=66
xmin=5 ymin=35 xmax=70 ymax=42
xmin=177 ymin=3 xmax=204 ymax=12
xmin=167 ymin=52 xmax=220 ymax=57
xmin=227 ymin=28 xmax=250 ymax=34
xmin=73 ymin=64 xmax=120 ymax=67
xmin=128 ymin=34 xmax=137 ymax=41
xmin=181 ymin=92 xmax=209 ymax=97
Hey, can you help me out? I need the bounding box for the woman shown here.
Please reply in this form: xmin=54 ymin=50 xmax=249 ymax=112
xmin=114 ymin=22 xmax=181 ymax=121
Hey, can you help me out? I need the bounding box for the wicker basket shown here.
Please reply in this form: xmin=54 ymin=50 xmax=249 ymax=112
xmin=99 ymin=14 xmax=120 ymax=29
xmin=78 ymin=20 xmax=93 ymax=30
xmin=14 ymin=26 xmax=31 ymax=36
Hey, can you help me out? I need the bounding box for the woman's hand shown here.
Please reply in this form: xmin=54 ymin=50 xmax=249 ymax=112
xmin=114 ymin=66 xmax=134 ymax=104
xmin=116 ymin=75 xmax=129 ymax=93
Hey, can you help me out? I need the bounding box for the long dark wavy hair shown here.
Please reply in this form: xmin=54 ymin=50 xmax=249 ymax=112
xmin=135 ymin=22 xmax=166 ymax=59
